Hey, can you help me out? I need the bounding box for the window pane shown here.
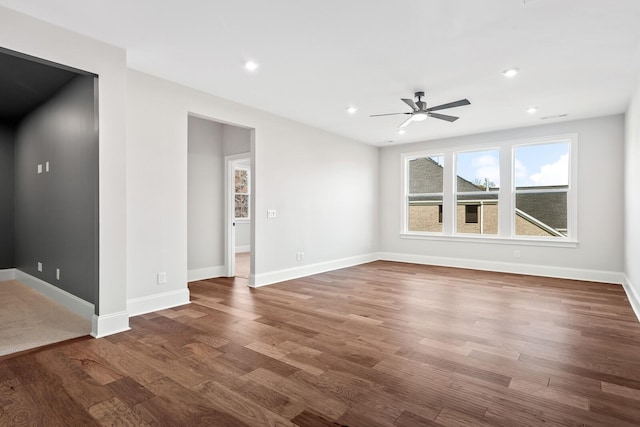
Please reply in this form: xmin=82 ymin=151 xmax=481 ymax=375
xmin=235 ymin=194 xmax=249 ymax=218
xmin=408 ymin=196 xmax=443 ymax=232
xmin=409 ymin=156 xmax=444 ymax=194
xmin=456 ymin=149 xmax=500 ymax=192
xmin=235 ymin=169 xmax=249 ymax=194
xmin=515 ymin=192 xmax=567 ymax=237
xmin=514 ymin=142 xmax=569 ymax=188
xmin=456 ymin=194 xmax=498 ymax=235
xmin=514 ymin=142 xmax=569 ymax=238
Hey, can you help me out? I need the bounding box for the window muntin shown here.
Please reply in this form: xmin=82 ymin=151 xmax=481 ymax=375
xmin=514 ymin=142 xmax=569 ymax=238
xmin=406 ymin=156 xmax=444 ymax=233
xmin=455 ymin=149 xmax=499 ymax=235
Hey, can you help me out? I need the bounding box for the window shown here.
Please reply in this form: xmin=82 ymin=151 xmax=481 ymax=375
xmin=402 ymin=134 xmax=576 ymax=243
xmin=406 ymin=155 xmax=444 ymax=233
xmin=514 ymin=142 xmax=569 ymax=238
xmin=465 ymin=205 xmax=478 ymax=224
xmin=234 ymin=166 xmax=250 ymax=219
xmin=455 ymin=149 xmax=499 ymax=235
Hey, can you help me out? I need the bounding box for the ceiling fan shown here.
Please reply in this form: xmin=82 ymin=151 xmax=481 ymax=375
xmin=370 ymin=91 xmax=470 ymax=128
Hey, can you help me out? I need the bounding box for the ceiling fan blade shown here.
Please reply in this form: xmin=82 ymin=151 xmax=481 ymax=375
xmin=401 ymin=98 xmax=418 ymax=111
xmin=428 ymin=112 xmax=459 ymax=122
xmin=370 ymin=112 xmax=412 ymax=117
xmin=426 ymin=99 xmax=470 ymax=112
xmin=398 ymin=115 xmax=414 ymax=128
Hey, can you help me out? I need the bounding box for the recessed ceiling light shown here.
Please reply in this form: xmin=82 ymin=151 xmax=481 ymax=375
xmin=502 ymin=68 xmax=519 ymax=78
xmin=244 ymin=61 xmax=259 ymax=72
xmin=397 ymin=129 xmax=406 ymax=135
xmin=346 ymin=106 xmax=358 ymax=114
xmin=526 ymin=106 xmax=538 ymax=114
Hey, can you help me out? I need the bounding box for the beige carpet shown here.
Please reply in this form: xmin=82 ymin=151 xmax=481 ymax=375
xmin=0 ymin=280 xmax=91 ymax=356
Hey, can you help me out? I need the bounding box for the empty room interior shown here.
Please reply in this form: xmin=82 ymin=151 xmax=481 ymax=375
xmin=1 ymin=1 xmax=640 ymax=426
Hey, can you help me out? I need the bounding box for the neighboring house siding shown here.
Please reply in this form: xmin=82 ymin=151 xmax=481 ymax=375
xmin=409 ymin=204 xmax=442 ymax=232
xmin=456 ymin=203 xmax=498 ymax=234
xmin=515 ymin=215 xmax=555 ymax=236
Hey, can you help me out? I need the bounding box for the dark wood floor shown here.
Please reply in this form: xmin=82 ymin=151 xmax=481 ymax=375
xmin=1 ymin=261 xmax=640 ymax=426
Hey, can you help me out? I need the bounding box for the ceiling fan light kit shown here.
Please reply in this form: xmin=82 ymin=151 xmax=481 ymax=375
xmin=370 ymin=91 xmax=470 ymax=128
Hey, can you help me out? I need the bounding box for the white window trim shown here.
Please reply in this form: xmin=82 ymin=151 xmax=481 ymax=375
xmin=400 ymin=133 xmax=578 ymax=247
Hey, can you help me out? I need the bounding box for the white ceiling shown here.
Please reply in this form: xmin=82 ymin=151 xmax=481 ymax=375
xmin=2 ymin=0 xmax=640 ymax=146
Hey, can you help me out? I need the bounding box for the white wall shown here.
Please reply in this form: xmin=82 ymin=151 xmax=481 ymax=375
xmin=223 ymin=124 xmax=251 ymax=155
xmin=379 ymin=115 xmax=625 ymax=283
xmin=0 ymin=6 xmax=128 ymax=336
xmin=126 ymin=69 xmax=378 ymax=306
xmin=187 ymin=116 xmax=224 ymax=277
xmin=625 ymin=75 xmax=640 ymax=318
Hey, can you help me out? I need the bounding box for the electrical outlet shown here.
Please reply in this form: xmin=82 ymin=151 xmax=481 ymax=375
xmin=514 ymin=250 xmax=521 ymax=258
xmin=157 ymin=272 xmax=167 ymax=284
xmin=37 ymin=262 xmax=42 ymax=272
xmin=37 ymin=164 xmax=42 ymax=174
xmin=56 ymin=268 xmax=60 ymax=280
xmin=46 ymin=161 xmax=50 ymax=172
xmin=296 ymin=252 xmax=305 ymax=261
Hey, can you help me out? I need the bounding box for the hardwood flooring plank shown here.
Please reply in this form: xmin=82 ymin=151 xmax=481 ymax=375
xmin=1 ymin=261 xmax=639 ymax=425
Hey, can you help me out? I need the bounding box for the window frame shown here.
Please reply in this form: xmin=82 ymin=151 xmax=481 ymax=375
xmin=400 ymin=133 xmax=578 ymax=247
xmin=234 ymin=165 xmax=251 ymax=222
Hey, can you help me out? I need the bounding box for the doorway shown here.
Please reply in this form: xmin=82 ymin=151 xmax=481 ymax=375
xmin=187 ymin=115 xmax=253 ymax=283
xmin=0 ymin=48 xmax=97 ymax=354
xmin=225 ymin=155 xmax=252 ymax=280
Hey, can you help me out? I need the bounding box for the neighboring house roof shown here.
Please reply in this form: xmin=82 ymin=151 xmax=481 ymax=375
xmin=409 ymin=157 xmax=567 ymax=234
xmin=409 ymin=157 xmax=483 ymax=194
xmin=515 ymin=187 xmax=567 ymax=231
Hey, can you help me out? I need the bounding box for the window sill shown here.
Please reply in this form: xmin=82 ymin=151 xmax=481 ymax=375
xmin=234 ymin=218 xmax=251 ymax=224
xmin=400 ymin=233 xmax=578 ymax=248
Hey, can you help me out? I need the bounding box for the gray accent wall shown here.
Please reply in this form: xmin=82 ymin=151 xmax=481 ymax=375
xmin=14 ymin=75 xmax=98 ymax=304
xmin=0 ymin=123 xmax=14 ymax=268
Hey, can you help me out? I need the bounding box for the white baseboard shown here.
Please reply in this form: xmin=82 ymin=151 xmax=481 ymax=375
xmin=623 ymin=275 xmax=640 ymax=322
xmin=0 ymin=268 xmax=16 ymax=281
xmin=127 ymin=288 xmax=191 ymax=317
xmin=14 ymin=269 xmax=95 ymax=320
xmin=92 ymin=311 xmax=130 ymax=338
xmin=235 ymin=245 xmax=250 ymax=253
xmin=377 ymin=252 xmax=625 ymax=285
xmin=251 ymin=253 xmax=378 ymax=288
xmin=188 ymin=265 xmax=226 ymax=282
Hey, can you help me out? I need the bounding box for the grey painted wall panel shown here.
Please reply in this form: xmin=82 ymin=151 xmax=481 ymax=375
xmin=14 ymin=75 xmax=98 ymax=304
xmin=0 ymin=123 xmax=14 ymax=268
xmin=187 ymin=116 xmax=224 ymax=270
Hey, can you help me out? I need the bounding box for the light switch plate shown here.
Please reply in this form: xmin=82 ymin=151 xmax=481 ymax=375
xmin=267 ymin=209 xmax=277 ymax=219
